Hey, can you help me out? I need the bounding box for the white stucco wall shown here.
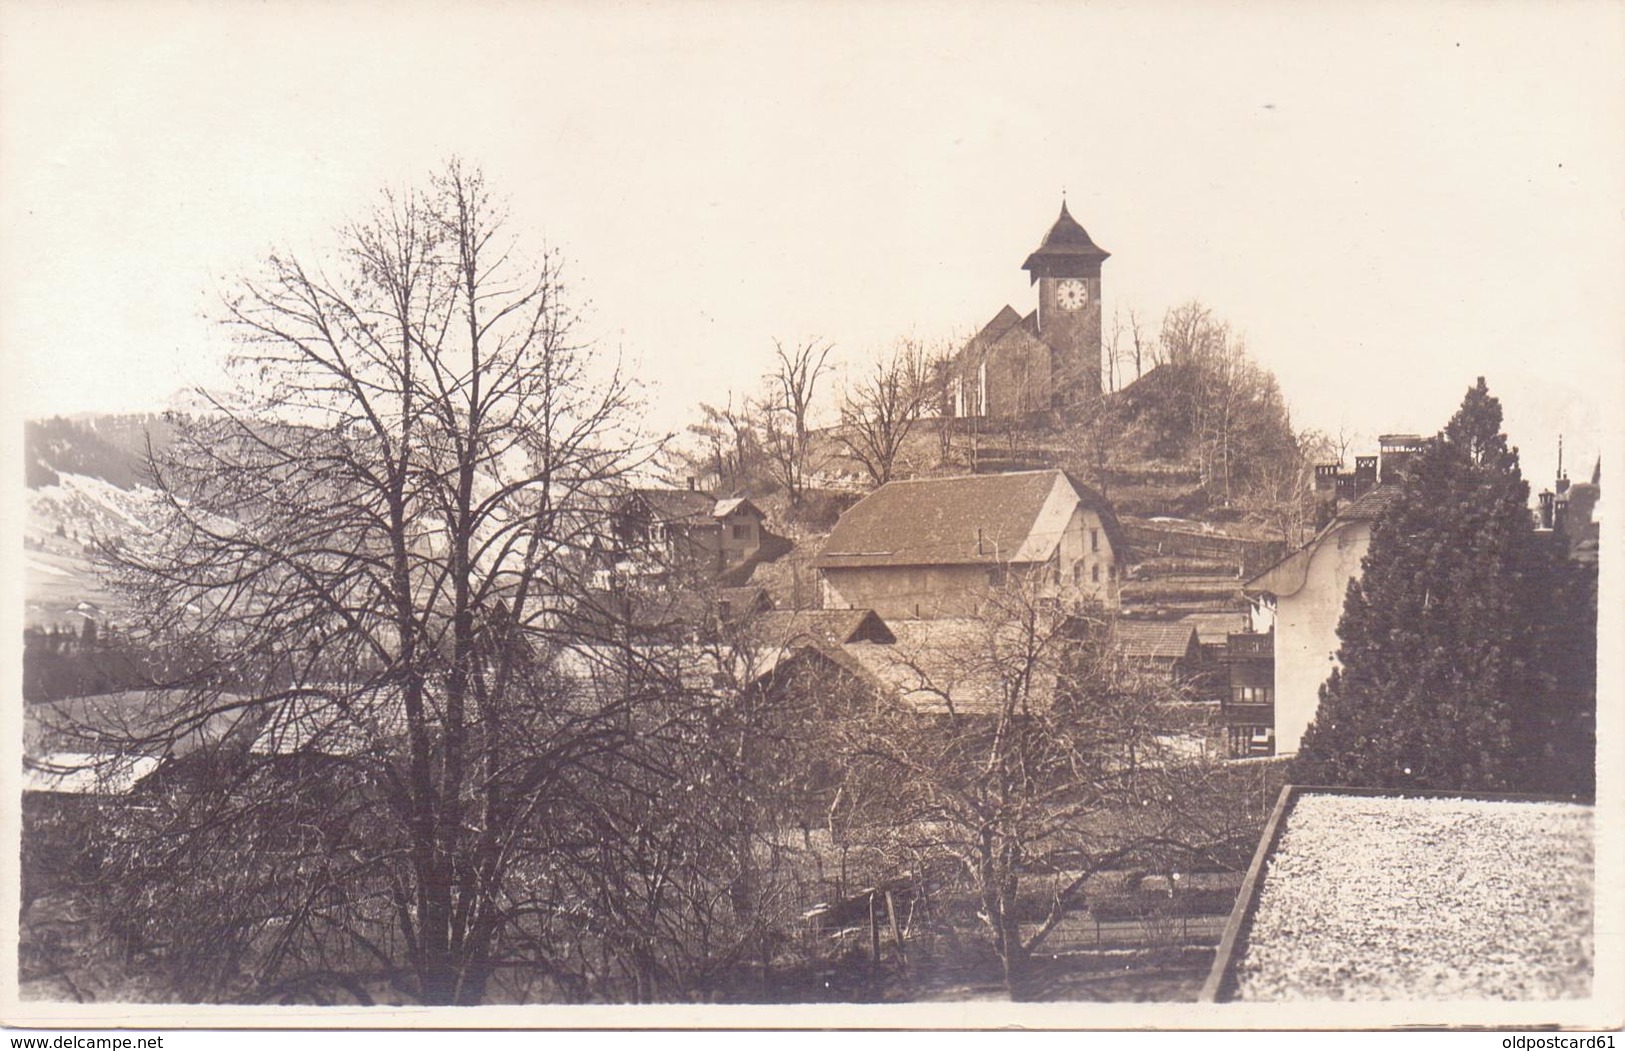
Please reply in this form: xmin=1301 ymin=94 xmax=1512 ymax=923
xmin=1273 ymin=519 xmax=1373 ymax=754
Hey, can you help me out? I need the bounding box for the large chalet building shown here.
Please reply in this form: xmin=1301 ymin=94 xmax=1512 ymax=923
xmin=813 ymin=469 xmax=1124 ymax=620
xmin=946 ymin=202 xmax=1109 ymax=417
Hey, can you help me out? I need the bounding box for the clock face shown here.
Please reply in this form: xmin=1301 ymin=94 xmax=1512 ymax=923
xmin=1055 ymin=279 xmax=1089 ymax=311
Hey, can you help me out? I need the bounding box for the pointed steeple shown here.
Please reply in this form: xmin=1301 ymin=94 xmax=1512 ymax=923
xmin=1022 ymin=200 xmax=1110 ymax=283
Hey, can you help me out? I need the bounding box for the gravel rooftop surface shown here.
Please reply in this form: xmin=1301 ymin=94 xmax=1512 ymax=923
xmin=1232 ymin=794 xmax=1593 ymax=1001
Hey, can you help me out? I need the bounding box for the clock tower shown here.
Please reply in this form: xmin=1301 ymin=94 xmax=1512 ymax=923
xmin=1022 ymin=201 xmax=1109 ymax=404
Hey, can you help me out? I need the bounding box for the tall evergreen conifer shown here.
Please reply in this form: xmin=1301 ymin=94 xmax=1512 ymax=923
xmin=1294 ymin=378 xmax=1551 ymax=791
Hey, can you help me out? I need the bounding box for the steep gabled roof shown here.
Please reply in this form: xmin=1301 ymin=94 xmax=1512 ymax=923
xmin=962 ymin=306 xmax=1045 ymax=356
xmin=716 ymin=586 xmax=773 ymax=617
xmin=631 ymin=488 xmax=715 ymax=522
xmin=23 ymin=752 xmax=161 ymax=795
xmin=1335 ymin=485 xmax=1404 ymax=522
xmin=815 ymin=470 xmax=1045 ymax=569
xmin=1022 ymin=201 xmax=1110 ymax=279
xmin=248 ymin=686 xmax=409 ymax=757
xmin=1113 ymin=620 xmax=1200 ymax=661
xmin=712 ymin=496 xmax=765 ymax=520
xmin=841 ymin=619 xmax=1059 ymax=716
xmin=751 ymin=608 xmax=895 ymax=648
xmin=816 ymin=469 xmax=1126 ymax=570
xmin=25 ymin=689 xmax=254 ymax=759
xmin=1182 ymin=611 xmax=1251 ymax=646
xmin=971 ymin=305 xmax=1025 ymax=349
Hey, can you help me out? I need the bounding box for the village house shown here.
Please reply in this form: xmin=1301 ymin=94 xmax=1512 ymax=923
xmin=1111 ymin=620 xmax=1202 ymax=685
xmin=600 ymin=486 xmax=768 ymax=584
xmin=946 ymin=202 xmax=1109 ymax=417
xmin=1221 ymin=630 xmax=1275 ymax=757
xmin=813 ymin=469 xmax=1126 ymax=620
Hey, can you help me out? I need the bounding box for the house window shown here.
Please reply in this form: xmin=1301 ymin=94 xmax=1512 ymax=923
xmin=1228 ymin=726 xmax=1275 ymax=758
xmin=1072 ymin=562 xmax=1083 ymax=585
xmin=732 ymin=523 xmax=750 ymax=540
xmin=1090 ymin=528 xmax=1099 ymax=553
xmin=988 ymin=566 xmax=1007 ymax=588
xmin=1091 ymin=564 xmax=1100 ymax=584
xmin=1232 ymin=686 xmax=1274 ymax=705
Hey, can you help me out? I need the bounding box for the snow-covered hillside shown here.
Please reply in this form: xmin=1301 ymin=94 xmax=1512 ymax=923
xmin=24 ymin=473 xmax=166 ymax=630
xmin=27 ymin=472 xmax=167 ymax=545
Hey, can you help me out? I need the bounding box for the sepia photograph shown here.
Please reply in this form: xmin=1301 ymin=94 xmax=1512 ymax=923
xmin=2 ymin=0 xmax=1620 ymax=1032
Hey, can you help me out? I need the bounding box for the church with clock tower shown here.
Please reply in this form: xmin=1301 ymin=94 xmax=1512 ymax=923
xmin=948 ymin=201 xmax=1109 ymax=418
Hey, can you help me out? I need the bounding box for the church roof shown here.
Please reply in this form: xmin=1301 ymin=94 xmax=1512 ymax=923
xmin=1022 ymin=201 xmax=1110 ymax=277
xmin=972 ymin=305 xmax=1025 ymax=347
xmin=962 ymin=306 xmax=1045 ymax=363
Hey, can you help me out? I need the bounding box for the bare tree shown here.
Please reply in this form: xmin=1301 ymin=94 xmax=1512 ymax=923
xmin=1242 ymin=426 xmax=1336 ymax=547
xmin=79 ymin=161 xmax=746 ymax=1005
xmin=682 ymin=393 xmax=762 ymax=493
xmin=758 ymin=338 xmax=834 ymax=508
xmin=1126 ymin=305 xmax=1154 ymax=380
xmin=1104 ymin=307 xmax=1126 ymax=393
xmin=1141 ymin=302 xmax=1297 ymax=507
xmin=834 ymin=338 xmax=935 ymax=487
xmin=1158 ymin=301 xmax=1225 ymax=368
xmin=1063 ymin=393 xmax=1145 ymax=499
xmin=832 ymin=586 xmax=1251 ymax=999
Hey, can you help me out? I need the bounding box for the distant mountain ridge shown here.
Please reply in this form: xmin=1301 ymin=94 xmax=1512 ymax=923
xmin=26 ymin=413 xmax=178 ymax=490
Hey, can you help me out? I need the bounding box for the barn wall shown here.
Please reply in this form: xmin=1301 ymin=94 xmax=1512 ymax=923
xmin=822 ymin=564 xmax=1005 ymax=620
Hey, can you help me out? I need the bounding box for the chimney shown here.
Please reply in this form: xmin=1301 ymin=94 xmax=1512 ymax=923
xmin=1354 ymin=456 xmax=1378 ymax=494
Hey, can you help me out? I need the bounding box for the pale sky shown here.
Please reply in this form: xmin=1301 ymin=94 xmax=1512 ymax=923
xmin=3 ymin=0 xmax=1622 ymax=493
